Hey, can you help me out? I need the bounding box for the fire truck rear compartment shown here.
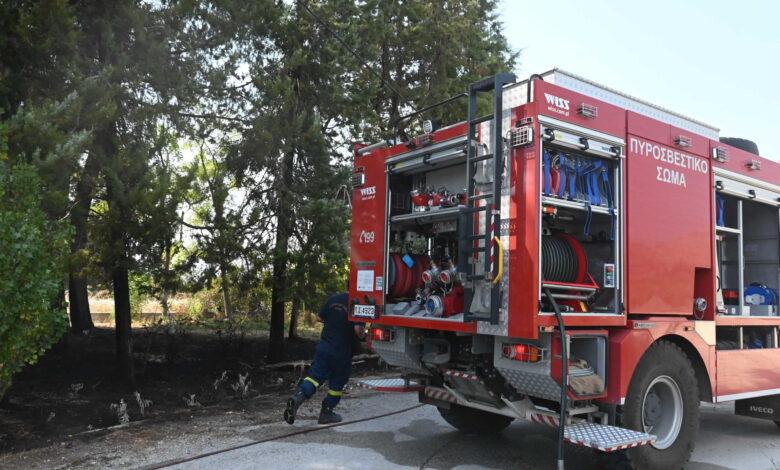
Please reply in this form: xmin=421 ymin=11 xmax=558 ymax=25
xmin=382 ymin=141 xmax=623 ymax=319
xmin=384 ymin=161 xmax=470 ymax=318
xmin=539 ymin=139 xmax=622 ymax=316
xmin=716 ymin=194 xmax=780 ymax=316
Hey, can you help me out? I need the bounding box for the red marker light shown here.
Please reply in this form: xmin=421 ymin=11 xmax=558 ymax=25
xmin=371 ymin=328 xmax=393 ymax=342
xmin=502 ymin=343 xmax=542 ymax=362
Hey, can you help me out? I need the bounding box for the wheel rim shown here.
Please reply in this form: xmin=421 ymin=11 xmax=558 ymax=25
xmin=641 ymin=375 xmax=683 ymax=450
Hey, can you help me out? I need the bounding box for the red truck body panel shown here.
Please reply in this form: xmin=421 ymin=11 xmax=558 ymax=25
xmin=349 ymin=76 xmax=780 ymax=405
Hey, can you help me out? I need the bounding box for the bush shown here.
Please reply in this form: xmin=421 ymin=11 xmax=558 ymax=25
xmin=0 ymin=163 xmax=71 ymax=397
xmin=184 ymin=288 xmax=221 ymax=320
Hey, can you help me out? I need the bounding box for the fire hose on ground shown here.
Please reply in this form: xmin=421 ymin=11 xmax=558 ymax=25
xmin=139 ymin=404 xmax=425 ymax=470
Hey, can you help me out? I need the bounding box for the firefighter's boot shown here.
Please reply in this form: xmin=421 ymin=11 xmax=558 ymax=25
xmin=318 ymin=404 xmax=342 ymax=424
xmin=284 ymin=387 xmax=306 ymax=425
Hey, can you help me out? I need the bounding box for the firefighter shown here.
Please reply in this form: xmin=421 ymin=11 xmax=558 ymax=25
xmin=283 ymin=292 xmax=365 ymax=425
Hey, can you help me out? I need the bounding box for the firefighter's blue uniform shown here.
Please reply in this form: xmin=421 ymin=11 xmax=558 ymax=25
xmin=300 ymin=293 xmax=363 ymax=408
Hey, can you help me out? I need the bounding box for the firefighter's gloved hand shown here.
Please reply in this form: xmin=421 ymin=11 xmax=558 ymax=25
xmin=354 ymin=324 xmax=366 ymax=341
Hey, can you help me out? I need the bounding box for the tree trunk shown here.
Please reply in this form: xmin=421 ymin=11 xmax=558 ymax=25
xmin=0 ymin=380 xmax=11 ymax=407
xmin=305 ymin=302 xmax=314 ymax=326
xmin=109 ymin=191 xmax=135 ymax=388
xmin=161 ymin=289 xmax=171 ymax=320
xmin=68 ymin=275 xmax=93 ymax=332
xmin=113 ymin=258 xmax=135 ymax=389
xmin=100 ymin=120 xmax=133 ymax=388
xmin=219 ymin=262 xmax=233 ymax=318
xmin=268 ymin=16 xmax=303 ymax=362
xmin=268 ymin=149 xmax=295 ymax=363
xmin=68 ymin=156 xmax=98 ymax=333
xmin=160 ymin=240 xmax=174 ymax=324
xmin=288 ymin=295 xmax=300 ymax=339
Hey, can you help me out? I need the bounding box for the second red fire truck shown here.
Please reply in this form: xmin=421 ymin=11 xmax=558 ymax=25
xmin=348 ymin=69 xmax=780 ymax=470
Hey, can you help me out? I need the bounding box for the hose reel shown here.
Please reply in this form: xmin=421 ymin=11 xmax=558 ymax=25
xmin=387 ymin=253 xmax=431 ymax=299
xmin=542 ymin=233 xmax=587 ymax=284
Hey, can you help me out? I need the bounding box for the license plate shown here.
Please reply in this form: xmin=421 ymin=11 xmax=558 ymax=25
xmin=353 ymin=304 xmax=376 ymax=319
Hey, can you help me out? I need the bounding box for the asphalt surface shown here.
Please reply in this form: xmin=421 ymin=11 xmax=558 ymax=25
xmin=156 ymin=389 xmax=780 ymax=470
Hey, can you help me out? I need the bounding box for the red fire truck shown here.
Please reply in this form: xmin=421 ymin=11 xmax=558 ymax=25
xmin=348 ymin=69 xmax=780 ymax=470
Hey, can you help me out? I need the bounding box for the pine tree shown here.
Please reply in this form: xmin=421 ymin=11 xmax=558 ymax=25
xmin=0 ymin=0 xmax=96 ymax=332
xmin=348 ymin=0 xmax=518 ymax=138
xmin=254 ymin=0 xmax=516 ymax=361
xmin=65 ymin=0 xmax=202 ymax=387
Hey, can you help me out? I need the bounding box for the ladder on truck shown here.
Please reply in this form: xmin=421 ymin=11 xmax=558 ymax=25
xmin=459 ymin=73 xmax=516 ymax=324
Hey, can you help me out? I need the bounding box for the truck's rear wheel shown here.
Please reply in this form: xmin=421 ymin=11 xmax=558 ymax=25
xmin=621 ymin=341 xmax=699 ymax=470
xmin=437 ymin=404 xmax=513 ymax=434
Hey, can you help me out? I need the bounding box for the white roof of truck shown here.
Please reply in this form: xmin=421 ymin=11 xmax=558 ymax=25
xmin=507 ymin=69 xmax=720 ymax=140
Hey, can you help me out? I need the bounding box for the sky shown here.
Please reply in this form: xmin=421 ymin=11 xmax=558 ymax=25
xmin=500 ymin=0 xmax=780 ymax=160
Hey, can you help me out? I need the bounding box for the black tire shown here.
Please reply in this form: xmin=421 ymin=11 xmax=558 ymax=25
xmin=621 ymin=341 xmax=700 ymax=470
xmin=437 ymin=404 xmax=513 ymax=435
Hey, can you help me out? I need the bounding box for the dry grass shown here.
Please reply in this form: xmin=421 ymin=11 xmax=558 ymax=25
xmin=88 ymin=295 xmax=190 ymax=315
xmin=80 ymin=293 xmax=314 ymax=330
xmin=85 ymin=293 xmax=192 ymax=326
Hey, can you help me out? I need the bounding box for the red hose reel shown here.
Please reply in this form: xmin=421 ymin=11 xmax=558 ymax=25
xmin=542 ymin=233 xmax=599 ymax=313
xmin=388 ymin=253 xmax=430 ymax=298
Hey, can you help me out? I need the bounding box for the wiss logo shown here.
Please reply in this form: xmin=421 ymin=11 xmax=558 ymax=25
xmin=360 ymin=186 xmax=376 ymax=197
xmin=544 ymin=93 xmax=570 ymax=110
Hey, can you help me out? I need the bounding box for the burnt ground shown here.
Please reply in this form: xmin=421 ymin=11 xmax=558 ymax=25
xmin=0 ymin=326 xmax=381 ymax=458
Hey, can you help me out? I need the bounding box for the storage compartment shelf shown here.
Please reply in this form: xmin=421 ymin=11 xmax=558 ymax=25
xmin=377 ymin=312 xmax=478 ymax=333
xmin=390 ymin=206 xmax=462 ymax=224
xmin=382 ymin=313 xmax=464 ymax=322
xmin=385 ymin=136 xmax=469 ymax=175
xmin=542 ymin=196 xmax=617 ymax=216
xmin=716 ymin=226 xmax=741 ymax=235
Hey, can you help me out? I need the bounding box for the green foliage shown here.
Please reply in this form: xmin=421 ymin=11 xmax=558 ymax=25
xmin=0 ymin=0 xmax=518 ymax=369
xmin=0 ymin=162 xmax=71 ymax=396
xmin=184 ymin=288 xmax=222 ymax=321
xmin=128 ymin=271 xmax=154 ymax=320
xmin=345 ymin=0 xmax=518 ymax=139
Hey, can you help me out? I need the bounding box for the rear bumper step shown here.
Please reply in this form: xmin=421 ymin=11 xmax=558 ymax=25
xmin=422 ymin=386 xmax=656 ymax=452
xmin=560 ymin=420 xmax=655 ymax=452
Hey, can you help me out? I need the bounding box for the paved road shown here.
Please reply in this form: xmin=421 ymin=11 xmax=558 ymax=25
xmin=158 ymin=388 xmax=780 ymax=470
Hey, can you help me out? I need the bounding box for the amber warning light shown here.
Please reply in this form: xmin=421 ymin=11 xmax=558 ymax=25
xmin=502 ymin=343 xmax=543 ymax=362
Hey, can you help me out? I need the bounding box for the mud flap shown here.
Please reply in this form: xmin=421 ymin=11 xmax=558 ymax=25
xmin=735 ymin=394 xmax=780 ymax=421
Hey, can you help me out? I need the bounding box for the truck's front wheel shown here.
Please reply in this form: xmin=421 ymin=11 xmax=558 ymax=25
xmin=437 ymin=404 xmax=513 ymax=434
xmin=621 ymin=341 xmax=700 ymax=470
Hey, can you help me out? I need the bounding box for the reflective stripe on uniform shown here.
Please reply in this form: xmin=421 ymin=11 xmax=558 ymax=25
xmin=328 ymin=389 xmax=343 ymax=396
xmin=305 ymin=377 xmax=320 ymax=387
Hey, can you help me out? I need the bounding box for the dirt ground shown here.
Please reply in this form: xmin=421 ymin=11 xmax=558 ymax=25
xmin=0 ymin=326 xmax=380 ymax=461
xmin=0 ymin=376 xmax=394 ymax=470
